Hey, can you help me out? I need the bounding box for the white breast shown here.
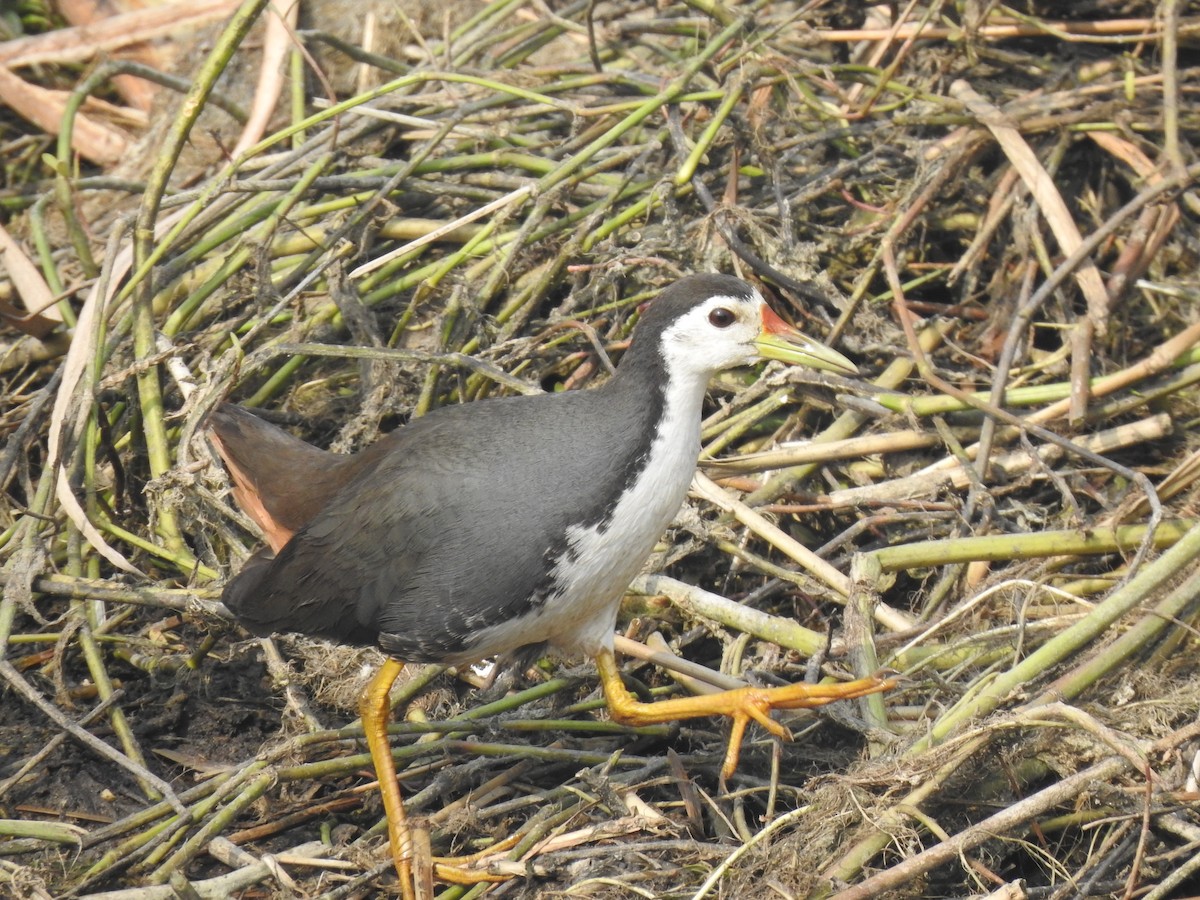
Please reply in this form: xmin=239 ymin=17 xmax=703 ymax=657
xmin=546 ymin=389 xmax=703 ymax=654
xmin=461 ymin=364 xmax=711 ymax=660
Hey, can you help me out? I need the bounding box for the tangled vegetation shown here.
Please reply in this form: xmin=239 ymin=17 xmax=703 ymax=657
xmin=2 ymin=1 xmax=1199 ymax=897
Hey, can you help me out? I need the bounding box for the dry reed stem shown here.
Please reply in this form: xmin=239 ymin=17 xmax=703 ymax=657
xmin=2 ymin=3 xmax=1199 ymax=897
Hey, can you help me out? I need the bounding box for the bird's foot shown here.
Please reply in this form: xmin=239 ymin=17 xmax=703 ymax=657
xmin=429 ymin=832 xmax=524 ymax=884
xmin=595 ymin=647 xmax=893 ymax=778
xmin=693 ymin=676 xmax=894 ymax=777
xmin=384 ymin=820 xmax=521 ymax=898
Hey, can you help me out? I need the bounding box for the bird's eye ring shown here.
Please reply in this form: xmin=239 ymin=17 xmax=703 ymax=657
xmin=708 ymin=307 xmax=736 ymax=328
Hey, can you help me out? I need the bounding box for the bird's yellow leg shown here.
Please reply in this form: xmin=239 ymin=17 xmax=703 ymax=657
xmin=594 ymin=647 xmax=893 ymax=779
xmin=361 ymin=659 xmax=516 ymax=894
xmin=361 ymin=658 xmax=417 ymax=899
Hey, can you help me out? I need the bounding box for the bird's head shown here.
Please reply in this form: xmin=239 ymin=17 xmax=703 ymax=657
xmin=641 ymin=274 xmax=858 ymax=381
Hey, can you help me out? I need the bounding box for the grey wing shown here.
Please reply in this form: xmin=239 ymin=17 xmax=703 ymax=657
xmin=219 ymin=486 xmax=408 ymax=647
xmin=222 ymin=402 xmax=612 ymax=662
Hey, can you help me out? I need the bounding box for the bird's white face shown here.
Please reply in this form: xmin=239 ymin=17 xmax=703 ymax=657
xmin=658 ymin=291 xmax=770 ymax=376
xmin=658 ymin=291 xmax=858 ymax=380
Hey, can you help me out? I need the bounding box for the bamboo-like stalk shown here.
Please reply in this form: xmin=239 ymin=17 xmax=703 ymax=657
xmin=868 ymin=519 xmax=1193 ymax=571
xmin=4 ymin=3 xmax=1198 ymax=897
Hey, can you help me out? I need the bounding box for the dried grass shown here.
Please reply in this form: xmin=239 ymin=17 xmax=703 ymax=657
xmin=2 ymin=1 xmax=1200 ymax=898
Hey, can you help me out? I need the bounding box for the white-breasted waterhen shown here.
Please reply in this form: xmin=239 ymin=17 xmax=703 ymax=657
xmin=211 ymin=274 xmax=892 ymax=896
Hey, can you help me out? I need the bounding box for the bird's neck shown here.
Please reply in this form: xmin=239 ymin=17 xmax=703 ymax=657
xmin=542 ymin=340 xmax=714 ymax=653
xmin=605 ymin=337 xmax=715 ymax=439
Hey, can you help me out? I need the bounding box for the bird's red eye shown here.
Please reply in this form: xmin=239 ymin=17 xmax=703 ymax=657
xmin=708 ymin=307 xmax=736 ymax=328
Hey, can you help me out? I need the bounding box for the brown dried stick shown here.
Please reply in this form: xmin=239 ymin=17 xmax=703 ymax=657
xmin=812 ymin=17 xmax=1162 ymax=44
xmin=950 ymin=79 xmax=1110 ymax=334
xmin=0 ymin=0 xmax=242 ymax=67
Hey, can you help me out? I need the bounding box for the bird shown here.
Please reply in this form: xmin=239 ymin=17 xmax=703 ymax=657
xmin=210 ymin=273 xmax=892 ymax=897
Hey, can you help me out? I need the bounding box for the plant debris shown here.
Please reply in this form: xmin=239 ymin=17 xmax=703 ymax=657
xmin=2 ymin=1 xmax=1200 ymax=897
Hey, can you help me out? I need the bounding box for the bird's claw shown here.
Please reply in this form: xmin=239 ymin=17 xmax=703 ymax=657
xmin=429 ymin=832 xmax=524 ymax=884
xmin=714 ymin=678 xmax=894 ymax=778
xmin=597 ymin=650 xmax=893 ymax=783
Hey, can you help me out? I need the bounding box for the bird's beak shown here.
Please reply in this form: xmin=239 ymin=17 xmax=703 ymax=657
xmin=754 ymin=304 xmax=858 ymax=375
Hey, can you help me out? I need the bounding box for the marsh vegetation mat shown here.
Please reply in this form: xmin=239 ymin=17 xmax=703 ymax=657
xmin=2 ymin=1 xmax=1200 ymax=897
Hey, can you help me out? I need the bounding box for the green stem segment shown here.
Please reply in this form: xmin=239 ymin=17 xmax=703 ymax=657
xmin=129 ymin=0 xmax=271 ymax=557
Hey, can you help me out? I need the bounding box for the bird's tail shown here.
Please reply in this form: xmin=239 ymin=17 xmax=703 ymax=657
xmin=207 ymin=403 xmax=343 ymax=552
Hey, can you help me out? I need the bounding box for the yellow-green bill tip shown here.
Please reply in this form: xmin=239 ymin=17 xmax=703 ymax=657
xmin=754 ymin=304 xmax=858 ymax=375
